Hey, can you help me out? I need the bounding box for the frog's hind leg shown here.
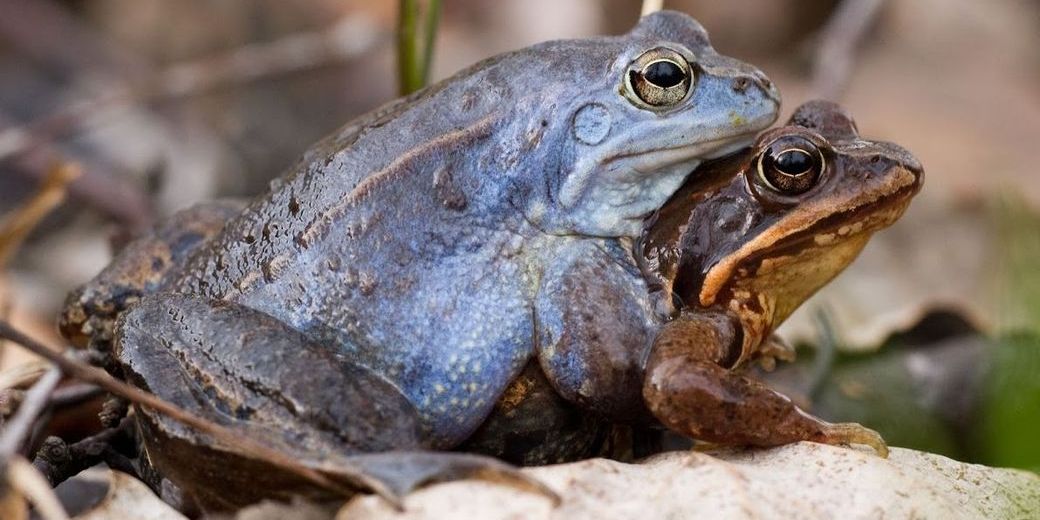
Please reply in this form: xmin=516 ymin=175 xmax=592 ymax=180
xmin=643 ymin=310 xmax=888 ymax=457
xmin=115 ymin=294 xmax=554 ymax=510
xmin=60 ymin=200 xmax=243 ymax=351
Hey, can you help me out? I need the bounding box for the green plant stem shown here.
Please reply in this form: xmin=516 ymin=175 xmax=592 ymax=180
xmin=421 ymin=0 xmax=442 ymax=88
xmin=397 ymin=0 xmax=441 ymax=96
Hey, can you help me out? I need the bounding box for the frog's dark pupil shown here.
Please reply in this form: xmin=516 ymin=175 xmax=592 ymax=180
xmin=775 ymin=149 xmax=813 ymax=175
xmin=758 ymin=138 xmax=822 ymax=196
xmin=644 ymin=60 xmax=685 ymax=88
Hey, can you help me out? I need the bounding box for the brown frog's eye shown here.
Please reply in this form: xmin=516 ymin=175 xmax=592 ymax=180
xmin=756 ymin=136 xmax=825 ymax=195
xmin=624 ymin=48 xmax=693 ymax=109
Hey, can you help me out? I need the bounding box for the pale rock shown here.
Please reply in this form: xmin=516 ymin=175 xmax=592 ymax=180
xmin=339 ymin=443 xmax=1040 ymax=520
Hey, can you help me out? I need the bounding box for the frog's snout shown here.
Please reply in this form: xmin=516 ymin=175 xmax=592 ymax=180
xmin=717 ymin=67 xmax=782 ymax=132
xmin=874 ymin=140 xmax=925 ymax=191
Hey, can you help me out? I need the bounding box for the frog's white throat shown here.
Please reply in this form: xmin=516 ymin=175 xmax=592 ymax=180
xmin=552 ymin=134 xmax=753 ymax=238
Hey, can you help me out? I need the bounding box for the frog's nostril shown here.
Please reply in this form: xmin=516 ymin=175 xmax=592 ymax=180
xmin=905 ymin=157 xmax=925 ymax=177
xmin=878 ymin=141 xmax=924 ymax=178
xmin=753 ymin=71 xmax=772 ymax=90
xmin=737 ymin=70 xmax=780 ymax=104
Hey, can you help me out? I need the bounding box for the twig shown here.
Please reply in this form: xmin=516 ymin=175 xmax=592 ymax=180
xmin=0 ymin=12 xmax=382 ymax=231
xmin=0 ymin=15 xmax=383 ymax=166
xmin=810 ymin=0 xmax=886 ymax=100
xmin=0 ymin=163 xmax=80 ymax=267
xmin=808 ymin=309 xmax=840 ymax=398
xmin=0 ymin=366 xmax=61 ymax=459
xmin=158 ymin=15 xmax=381 ymax=99
xmin=0 ymin=360 xmax=50 ymax=392
xmin=641 ymin=0 xmax=664 ymax=16
xmin=0 ymin=0 xmax=148 ymax=80
xmin=48 ymin=383 xmax=103 ymax=409
xmin=5 ymin=456 xmax=68 ymax=520
xmin=0 ymin=321 xmax=401 ymax=506
xmin=0 ymin=112 xmax=154 ymax=233
xmin=32 ymin=418 xmax=135 ymax=487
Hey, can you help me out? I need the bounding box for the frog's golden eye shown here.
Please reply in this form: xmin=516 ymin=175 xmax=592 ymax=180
xmin=624 ymin=48 xmax=693 ymax=109
xmin=757 ymin=136 xmax=824 ymax=195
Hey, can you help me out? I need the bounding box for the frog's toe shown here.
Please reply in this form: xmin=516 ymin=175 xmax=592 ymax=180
xmin=343 ymin=452 xmax=560 ymax=505
xmin=818 ymin=422 xmax=889 ymax=458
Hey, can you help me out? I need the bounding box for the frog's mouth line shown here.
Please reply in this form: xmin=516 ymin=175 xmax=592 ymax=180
xmin=606 ymin=132 xmax=752 ymax=167
xmin=766 ymin=188 xmax=916 ymax=257
xmin=610 ymin=134 xmax=755 ymax=227
xmin=558 ymin=131 xmax=756 ymax=218
xmin=698 ymin=166 xmax=921 ymax=308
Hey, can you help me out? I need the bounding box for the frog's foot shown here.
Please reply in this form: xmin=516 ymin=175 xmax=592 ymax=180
xmin=643 ymin=311 xmax=889 ymax=458
xmin=343 ymin=452 xmax=559 ymax=504
xmin=755 ymin=333 xmax=796 ymax=371
xmin=815 ymin=422 xmax=889 ymax=457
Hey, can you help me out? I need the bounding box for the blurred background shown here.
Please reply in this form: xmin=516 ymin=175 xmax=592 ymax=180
xmin=0 ymin=0 xmax=1037 ymax=472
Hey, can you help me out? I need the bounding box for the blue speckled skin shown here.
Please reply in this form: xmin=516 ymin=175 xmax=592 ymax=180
xmin=103 ymin=11 xmax=779 ymax=449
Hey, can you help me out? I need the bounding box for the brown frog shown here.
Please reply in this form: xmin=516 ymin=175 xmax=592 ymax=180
xmin=636 ymin=100 xmax=923 ymax=453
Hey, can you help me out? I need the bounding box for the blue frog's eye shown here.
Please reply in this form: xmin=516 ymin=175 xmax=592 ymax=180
xmin=644 ymin=60 xmax=685 ymax=88
xmin=757 ymin=136 xmax=825 ymax=195
xmin=625 ymin=48 xmax=693 ymax=109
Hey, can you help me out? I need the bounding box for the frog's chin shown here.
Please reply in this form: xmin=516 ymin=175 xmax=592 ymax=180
xmin=555 ymin=134 xmax=755 ymax=238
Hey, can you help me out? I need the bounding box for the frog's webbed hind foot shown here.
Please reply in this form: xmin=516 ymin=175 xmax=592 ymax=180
xmin=343 ymin=452 xmax=559 ymax=504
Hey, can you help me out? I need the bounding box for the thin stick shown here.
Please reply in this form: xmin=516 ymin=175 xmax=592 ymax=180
xmin=811 ymin=0 xmax=886 ymax=100
xmin=0 ymin=367 xmax=61 ymax=459
xmin=0 ymin=163 xmax=80 ymax=267
xmin=0 ymin=321 xmax=400 ymax=506
xmin=48 ymin=383 xmax=103 ymax=409
xmin=0 ymin=360 xmax=49 ymax=392
xmin=0 ymin=15 xmax=382 ymax=164
xmin=158 ymin=16 xmax=381 ymax=99
xmin=33 ymin=419 xmax=134 ymax=487
xmin=7 ymin=456 xmax=68 ymax=520
xmin=641 ymin=0 xmax=664 ymax=16
xmin=809 ymin=309 xmax=839 ymax=399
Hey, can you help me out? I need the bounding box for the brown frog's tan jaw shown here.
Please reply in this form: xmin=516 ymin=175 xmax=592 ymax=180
xmin=698 ymin=147 xmax=922 ymax=311
xmin=694 ymin=171 xmax=918 ymax=368
xmin=713 ymin=189 xmax=917 ymax=342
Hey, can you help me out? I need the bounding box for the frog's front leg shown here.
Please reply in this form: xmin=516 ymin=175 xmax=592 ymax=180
xmin=116 ymin=294 xmax=549 ymax=510
xmin=535 ymin=240 xmax=657 ymax=421
xmin=643 ymin=310 xmax=888 ymax=456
